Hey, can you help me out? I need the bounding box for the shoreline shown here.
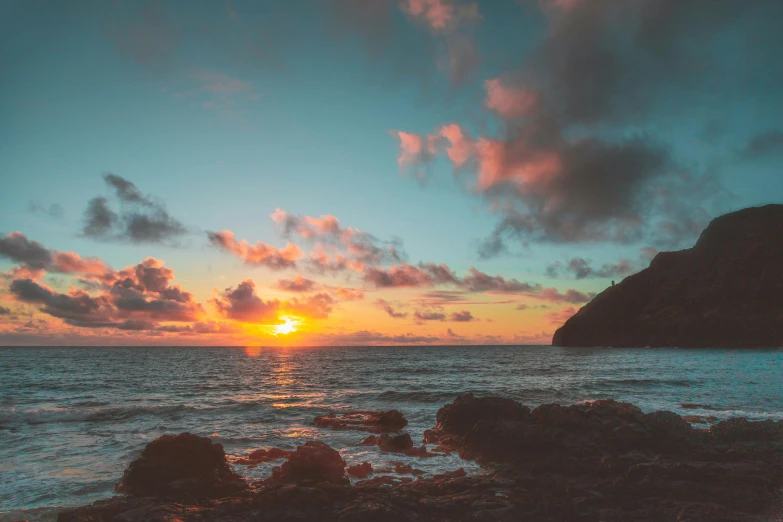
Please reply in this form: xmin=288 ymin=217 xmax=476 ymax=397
xmin=27 ymin=393 xmax=783 ymax=522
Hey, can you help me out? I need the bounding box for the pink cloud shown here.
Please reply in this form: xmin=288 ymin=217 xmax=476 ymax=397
xmin=484 ymin=78 xmax=537 ymax=119
xmin=331 ymin=287 xmax=365 ymax=301
xmin=547 ymin=306 xmax=578 ymax=325
xmin=402 ymin=0 xmax=479 ymax=32
xmin=207 ymin=230 xmax=301 ymax=270
xmin=374 ymin=298 xmax=408 ymax=318
xmin=277 ymin=275 xmax=317 ymax=292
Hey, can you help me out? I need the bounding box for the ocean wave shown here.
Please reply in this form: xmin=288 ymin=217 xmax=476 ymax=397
xmin=376 ymin=390 xmax=458 ymax=403
xmin=0 ymin=404 xmax=191 ymax=426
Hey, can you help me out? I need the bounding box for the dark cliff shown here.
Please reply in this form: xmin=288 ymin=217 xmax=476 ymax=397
xmin=553 ymin=204 xmax=783 ymax=348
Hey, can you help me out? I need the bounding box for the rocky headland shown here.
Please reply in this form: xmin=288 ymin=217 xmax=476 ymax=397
xmin=55 ymin=393 xmax=783 ymax=522
xmin=553 ymin=204 xmax=783 ymax=348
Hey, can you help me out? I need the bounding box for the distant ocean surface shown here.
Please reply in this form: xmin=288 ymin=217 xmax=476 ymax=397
xmin=2 ymin=345 xmax=783 ymax=520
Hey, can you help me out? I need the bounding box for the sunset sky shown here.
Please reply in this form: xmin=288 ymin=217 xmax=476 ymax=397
xmin=1 ymin=0 xmax=782 ymax=346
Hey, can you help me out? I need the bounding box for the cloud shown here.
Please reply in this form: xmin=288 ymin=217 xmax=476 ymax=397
xmin=449 ymin=310 xmax=475 ymax=322
xmin=271 ymin=209 xmax=405 ymax=270
xmin=461 ymin=267 xmax=538 ymax=293
xmin=393 ymin=0 xmax=778 ymax=252
xmin=329 ymin=287 xmax=366 ymax=301
xmin=363 ymin=262 xmax=459 ymax=288
xmin=545 ymin=257 xmax=636 ymax=279
xmin=742 ymin=130 xmax=783 ymax=158
xmin=207 ymin=230 xmax=301 ymax=270
xmin=537 ymin=288 xmax=594 ymax=304
xmin=414 ymin=310 xmax=446 ymax=321
xmin=282 ymin=293 xmax=335 ymax=319
xmin=212 ymin=280 xmax=280 ymax=322
xmin=329 ymin=0 xmax=481 ymax=85
xmin=28 ymin=202 xmax=64 ymax=218
xmin=401 ymin=0 xmax=481 ymax=84
xmin=277 ymin=275 xmax=317 ymax=292
xmin=0 ymin=232 xmax=55 ymax=270
xmin=0 ymin=232 xmax=113 ymax=278
xmin=82 ymin=174 xmax=187 ymax=245
xmin=484 ymin=77 xmax=537 ymax=119
xmin=10 ymin=279 xmax=114 ymax=325
xmin=112 ymin=2 xmax=178 ymax=72
xmin=0 ymin=306 xmax=11 ymax=315
xmin=309 ymin=329 xmax=440 ymax=345
xmin=547 ymin=306 xmax=578 ymax=325
xmin=374 ymin=298 xmax=408 ymax=318
xmin=212 ymin=280 xmax=334 ymax=323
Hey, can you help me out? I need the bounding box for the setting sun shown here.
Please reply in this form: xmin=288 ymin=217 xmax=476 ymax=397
xmin=273 ymin=316 xmax=299 ymax=336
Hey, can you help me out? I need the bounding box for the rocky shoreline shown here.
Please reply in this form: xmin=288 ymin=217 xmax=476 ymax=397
xmin=50 ymin=394 xmax=783 ymax=522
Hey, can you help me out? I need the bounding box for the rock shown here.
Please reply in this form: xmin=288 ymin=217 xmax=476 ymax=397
xmin=235 ymin=447 xmax=292 ymax=465
xmin=710 ymin=417 xmax=783 ymax=442
xmin=115 ymin=433 xmax=247 ymax=499
xmin=314 ymin=410 xmax=408 ymax=433
xmin=59 ymin=395 xmax=783 ymax=522
xmin=553 ymin=204 xmax=783 ymax=348
xmin=359 ymin=435 xmax=379 ymax=446
xmin=435 ymin=393 xmax=530 ymax=435
xmin=377 ymin=433 xmax=414 ymax=453
xmin=432 ymin=468 xmax=466 ymax=480
xmin=405 ymin=444 xmax=437 ymax=458
xmin=269 ymin=441 xmax=348 ymax=485
xmin=347 ymin=462 xmax=373 ymax=478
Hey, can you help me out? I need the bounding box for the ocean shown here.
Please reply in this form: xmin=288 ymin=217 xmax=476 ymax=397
xmin=1 ymin=345 xmax=782 ymax=520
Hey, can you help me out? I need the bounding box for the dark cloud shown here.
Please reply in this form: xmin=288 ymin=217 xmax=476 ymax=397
xmin=742 ymin=130 xmax=783 ymax=158
xmin=374 ymin=298 xmax=408 ymax=319
xmin=363 ymin=262 xmax=459 ymax=288
xmin=10 ymin=279 xmax=113 ymax=324
xmin=398 ymin=0 xmax=781 ymax=252
xmin=449 ymin=310 xmax=475 ymax=322
xmin=211 ymin=280 xmax=280 ymax=322
xmin=461 ymin=268 xmax=538 ymax=293
xmin=82 ymin=174 xmax=187 ymax=245
xmin=0 ymin=306 xmax=11 ymax=315
xmin=28 ymin=202 xmax=64 ymax=218
xmin=414 ymin=310 xmax=446 ymax=321
xmin=0 ymin=232 xmax=53 ymax=270
xmin=546 ymin=257 xmax=635 ymax=279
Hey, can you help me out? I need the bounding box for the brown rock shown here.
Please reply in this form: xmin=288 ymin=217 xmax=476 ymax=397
xmin=269 ymin=441 xmax=348 ymax=485
xmin=314 ymin=410 xmax=408 ymax=433
xmin=347 ymin=462 xmax=373 ymax=478
xmin=115 ymin=433 xmax=247 ymax=499
xmin=377 ymin=433 xmax=414 ymax=453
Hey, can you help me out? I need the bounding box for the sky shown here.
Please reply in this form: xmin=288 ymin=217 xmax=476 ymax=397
xmin=1 ymin=0 xmax=782 ymax=346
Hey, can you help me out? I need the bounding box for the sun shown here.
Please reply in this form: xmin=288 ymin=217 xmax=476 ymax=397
xmin=273 ymin=316 xmax=299 ymax=336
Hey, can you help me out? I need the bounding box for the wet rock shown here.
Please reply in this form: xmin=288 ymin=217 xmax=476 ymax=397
xmin=377 ymin=433 xmax=414 ymax=453
xmin=710 ymin=417 xmax=783 ymax=442
xmin=683 ymin=415 xmax=718 ymax=424
xmin=347 ymin=462 xmax=372 ymax=478
xmin=359 ymin=435 xmax=378 ymax=446
xmin=392 ymin=462 xmax=424 ymax=476
xmin=115 ymin=433 xmax=247 ymax=499
xmin=314 ymin=410 xmax=408 ymax=433
xmin=269 ymin=441 xmax=349 ymax=485
xmin=435 ymin=393 xmax=530 ymax=436
xmin=235 ymin=447 xmax=292 ymax=465
xmin=432 ymin=468 xmax=466 ymax=480
xmin=338 ymin=499 xmax=419 ymax=521
xmin=405 ymin=444 xmax=437 ymax=458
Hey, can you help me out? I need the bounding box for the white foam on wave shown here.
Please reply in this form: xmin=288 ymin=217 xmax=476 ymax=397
xmin=0 ymin=404 xmax=190 ymax=425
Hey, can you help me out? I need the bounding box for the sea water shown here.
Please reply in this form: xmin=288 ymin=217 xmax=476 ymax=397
xmin=1 ymin=345 xmax=782 ymax=520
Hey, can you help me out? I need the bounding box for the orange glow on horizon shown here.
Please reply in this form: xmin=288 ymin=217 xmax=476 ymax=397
xmin=273 ymin=316 xmax=299 ymax=336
